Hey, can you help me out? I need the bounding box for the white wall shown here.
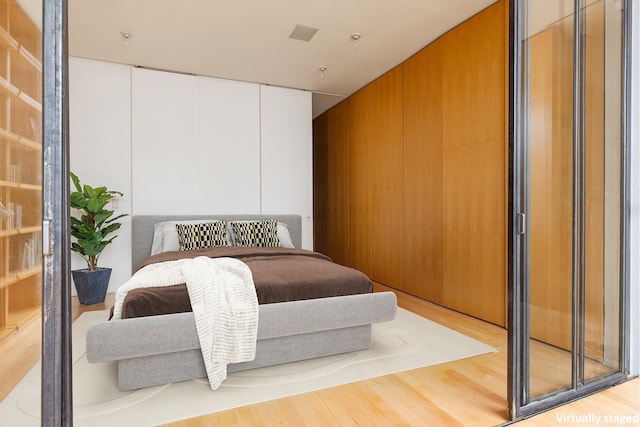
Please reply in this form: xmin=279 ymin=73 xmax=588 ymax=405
xmin=199 ymin=78 xmax=261 ymax=213
xmin=131 ymin=68 xmax=200 ymax=214
xmin=131 ymin=68 xmax=267 ymax=216
xmin=260 ymin=85 xmax=313 ymax=249
xmin=70 ymin=58 xmax=314 ymax=291
xmin=129 ymin=68 xmax=312 ymax=245
xmin=69 ymin=57 xmax=132 ymax=292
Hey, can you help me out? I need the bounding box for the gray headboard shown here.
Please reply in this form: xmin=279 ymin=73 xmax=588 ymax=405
xmin=131 ymin=214 xmax=302 ymax=272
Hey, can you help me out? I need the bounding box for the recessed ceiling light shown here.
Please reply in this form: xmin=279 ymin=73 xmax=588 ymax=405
xmin=289 ymin=24 xmax=319 ymax=42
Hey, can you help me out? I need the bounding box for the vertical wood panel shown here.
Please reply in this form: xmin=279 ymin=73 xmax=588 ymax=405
xmin=402 ymin=42 xmax=444 ymax=302
xmin=348 ymin=90 xmax=372 ymax=277
xmin=325 ymin=101 xmax=351 ymax=265
xmin=313 ymin=100 xmax=350 ymax=265
xmin=312 ymin=1 xmax=508 ymax=325
xmin=348 ymin=66 xmax=403 ymax=281
xmin=441 ymin=1 xmax=506 ymax=326
xmin=369 ymin=66 xmax=404 ymax=288
xmin=313 ymin=113 xmax=329 ymax=255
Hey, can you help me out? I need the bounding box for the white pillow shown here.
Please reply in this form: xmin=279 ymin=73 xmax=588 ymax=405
xmin=151 ymin=220 xmax=232 ymax=254
xmin=277 ymin=222 xmax=295 ymax=248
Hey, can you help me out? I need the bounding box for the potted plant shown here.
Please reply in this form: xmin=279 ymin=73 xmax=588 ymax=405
xmin=70 ymin=172 xmax=127 ymax=305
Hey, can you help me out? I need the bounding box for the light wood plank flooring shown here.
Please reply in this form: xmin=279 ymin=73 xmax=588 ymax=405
xmin=1 ymin=288 xmax=637 ymax=426
xmin=0 ymin=294 xmax=115 ymax=402
xmin=517 ymin=378 xmax=639 ymax=426
xmin=159 ymin=284 xmax=638 ymax=427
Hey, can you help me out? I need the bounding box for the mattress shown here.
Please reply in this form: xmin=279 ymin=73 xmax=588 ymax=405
xmin=119 ymin=246 xmax=373 ymax=318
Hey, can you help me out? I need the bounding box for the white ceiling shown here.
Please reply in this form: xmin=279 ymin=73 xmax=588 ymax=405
xmin=21 ymin=0 xmax=497 ymax=117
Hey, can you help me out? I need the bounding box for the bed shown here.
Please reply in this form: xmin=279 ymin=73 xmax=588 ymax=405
xmin=85 ymin=214 xmax=397 ymax=391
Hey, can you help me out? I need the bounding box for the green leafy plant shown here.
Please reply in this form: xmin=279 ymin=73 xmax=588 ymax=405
xmin=70 ymin=172 xmax=127 ymax=271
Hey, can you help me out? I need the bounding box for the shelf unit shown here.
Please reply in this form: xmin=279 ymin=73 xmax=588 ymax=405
xmin=0 ymin=0 xmax=42 ymax=341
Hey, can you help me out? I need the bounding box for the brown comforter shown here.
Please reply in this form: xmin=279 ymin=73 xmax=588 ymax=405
xmin=119 ymin=247 xmax=372 ymax=319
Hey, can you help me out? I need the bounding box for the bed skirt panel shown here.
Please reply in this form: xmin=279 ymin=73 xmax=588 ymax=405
xmin=117 ymin=325 xmax=372 ymax=391
xmin=88 ymin=292 xmax=397 ymax=390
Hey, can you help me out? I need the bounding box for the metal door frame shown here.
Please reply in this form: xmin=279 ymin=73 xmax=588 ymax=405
xmin=507 ymin=0 xmax=634 ymax=421
xmin=42 ymin=0 xmax=72 ymax=425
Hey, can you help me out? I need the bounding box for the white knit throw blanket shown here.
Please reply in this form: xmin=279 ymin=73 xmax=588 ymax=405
xmin=111 ymin=256 xmax=259 ymax=390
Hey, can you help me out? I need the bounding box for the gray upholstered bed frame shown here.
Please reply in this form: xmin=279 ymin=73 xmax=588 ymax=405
xmin=86 ymin=214 xmax=397 ymax=391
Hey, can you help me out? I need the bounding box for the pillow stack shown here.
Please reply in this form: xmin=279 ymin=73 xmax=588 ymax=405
xmin=150 ymin=218 xmax=296 ymax=254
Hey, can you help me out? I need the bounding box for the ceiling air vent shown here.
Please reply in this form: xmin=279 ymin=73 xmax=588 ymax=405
xmin=289 ymin=24 xmax=319 ymax=42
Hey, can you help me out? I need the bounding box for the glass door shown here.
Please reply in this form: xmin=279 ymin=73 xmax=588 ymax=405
xmin=510 ymin=0 xmax=630 ymax=419
xmin=0 ymin=0 xmax=42 ymax=404
xmin=0 ymin=0 xmax=42 ymax=343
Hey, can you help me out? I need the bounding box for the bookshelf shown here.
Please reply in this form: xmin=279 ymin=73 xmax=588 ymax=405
xmin=0 ymin=0 xmax=42 ymax=340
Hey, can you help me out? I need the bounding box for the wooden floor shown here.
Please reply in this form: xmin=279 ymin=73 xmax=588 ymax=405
xmin=517 ymin=378 xmax=639 ymax=426
xmin=159 ymin=284 xmax=639 ymax=427
xmin=1 ymin=288 xmax=637 ymax=426
xmin=0 ymin=293 xmax=115 ymax=402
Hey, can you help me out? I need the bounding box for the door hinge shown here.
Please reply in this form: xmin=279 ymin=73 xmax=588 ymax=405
xmin=518 ymin=213 xmax=526 ymax=235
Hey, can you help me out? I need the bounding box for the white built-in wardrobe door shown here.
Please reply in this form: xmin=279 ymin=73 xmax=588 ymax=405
xmin=259 ymin=85 xmax=313 ymax=249
xmin=132 ymin=68 xmax=200 ymax=214
xmin=199 ymin=77 xmax=261 ymax=213
xmin=69 ymin=57 xmax=132 ymax=290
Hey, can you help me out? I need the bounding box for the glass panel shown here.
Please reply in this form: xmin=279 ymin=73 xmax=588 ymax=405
xmin=514 ymin=0 xmax=627 ymax=417
xmin=0 ymin=0 xmax=42 ymax=403
xmin=584 ymin=0 xmax=622 ymax=381
xmin=525 ymin=1 xmax=576 ymax=399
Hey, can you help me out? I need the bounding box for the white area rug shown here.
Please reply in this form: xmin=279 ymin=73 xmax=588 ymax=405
xmin=0 ymin=308 xmax=494 ymax=427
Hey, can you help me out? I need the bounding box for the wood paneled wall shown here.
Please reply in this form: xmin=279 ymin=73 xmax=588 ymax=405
xmin=402 ymin=40 xmax=444 ymax=303
xmin=440 ymin=0 xmax=506 ymax=326
xmin=347 ymin=86 xmax=372 ymax=277
xmin=313 ymin=0 xmax=507 ymax=326
xmin=313 ymin=100 xmax=350 ymax=266
xmin=366 ymin=67 xmax=404 ymax=288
